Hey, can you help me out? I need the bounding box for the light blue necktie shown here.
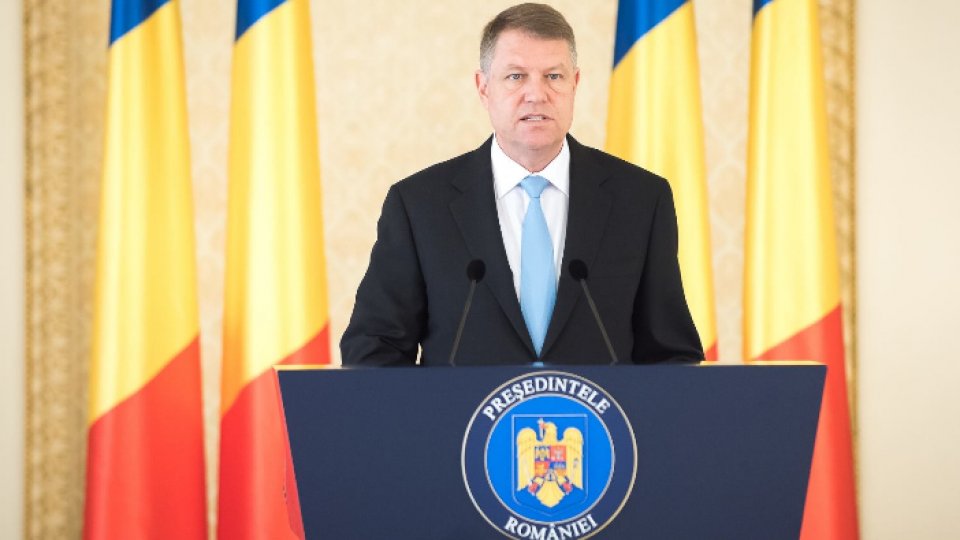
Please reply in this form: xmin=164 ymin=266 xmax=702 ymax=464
xmin=519 ymin=175 xmax=556 ymax=357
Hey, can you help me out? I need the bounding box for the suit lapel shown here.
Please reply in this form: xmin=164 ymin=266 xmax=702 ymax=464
xmin=450 ymin=138 xmax=536 ymax=356
xmin=541 ymin=137 xmax=613 ymax=357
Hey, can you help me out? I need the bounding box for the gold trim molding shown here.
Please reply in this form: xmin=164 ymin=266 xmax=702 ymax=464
xmin=23 ymin=0 xmax=106 ymax=537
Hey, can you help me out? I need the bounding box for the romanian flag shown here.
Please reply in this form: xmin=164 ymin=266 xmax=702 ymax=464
xmin=606 ymin=0 xmax=718 ymax=360
xmin=84 ymin=1 xmax=206 ymax=538
xmin=745 ymin=0 xmax=859 ymax=538
xmin=218 ymin=0 xmax=331 ymax=537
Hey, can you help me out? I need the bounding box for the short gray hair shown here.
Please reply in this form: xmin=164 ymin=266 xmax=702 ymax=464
xmin=479 ymin=3 xmax=578 ymax=74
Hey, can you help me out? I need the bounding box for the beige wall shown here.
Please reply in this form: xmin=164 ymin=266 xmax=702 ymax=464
xmin=857 ymin=0 xmax=960 ymax=537
xmin=1 ymin=0 xmax=24 ymax=537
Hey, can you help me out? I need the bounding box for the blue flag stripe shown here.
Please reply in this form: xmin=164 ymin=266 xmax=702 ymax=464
xmin=236 ymin=0 xmax=287 ymax=40
xmin=613 ymin=0 xmax=687 ymax=67
xmin=109 ymin=0 xmax=170 ymax=45
xmin=753 ymin=0 xmax=774 ymax=16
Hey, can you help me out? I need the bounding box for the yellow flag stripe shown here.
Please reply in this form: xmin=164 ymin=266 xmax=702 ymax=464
xmin=744 ymin=0 xmax=840 ymax=358
xmin=221 ymin=0 xmax=329 ymax=414
xmin=89 ymin=1 xmax=199 ymax=423
xmin=606 ymin=2 xmax=717 ymax=352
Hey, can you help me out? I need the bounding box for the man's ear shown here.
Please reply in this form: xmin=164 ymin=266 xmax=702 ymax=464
xmin=475 ymin=69 xmax=489 ymax=107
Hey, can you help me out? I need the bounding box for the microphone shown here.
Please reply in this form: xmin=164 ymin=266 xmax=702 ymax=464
xmin=569 ymin=260 xmax=619 ymax=365
xmin=449 ymin=259 xmax=486 ymax=366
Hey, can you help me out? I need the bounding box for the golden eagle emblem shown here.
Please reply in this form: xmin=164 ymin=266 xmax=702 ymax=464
xmin=516 ymin=418 xmax=584 ymax=508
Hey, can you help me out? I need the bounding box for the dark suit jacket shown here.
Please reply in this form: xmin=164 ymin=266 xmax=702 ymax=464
xmin=341 ymin=136 xmax=704 ymax=366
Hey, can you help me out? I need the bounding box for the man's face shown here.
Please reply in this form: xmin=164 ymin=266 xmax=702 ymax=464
xmin=476 ymin=29 xmax=580 ymax=168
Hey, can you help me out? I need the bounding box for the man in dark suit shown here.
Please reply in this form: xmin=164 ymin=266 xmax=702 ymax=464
xmin=342 ymin=3 xmax=703 ymax=366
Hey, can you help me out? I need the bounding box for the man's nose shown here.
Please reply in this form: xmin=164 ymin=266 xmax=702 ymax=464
xmin=523 ymin=77 xmax=549 ymax=102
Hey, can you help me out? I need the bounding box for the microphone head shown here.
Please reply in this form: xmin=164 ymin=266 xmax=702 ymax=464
xmin=466 ymin=259 xmax=486 ymax=281
xmin=568 ymin=259 xmax=589 ymax=281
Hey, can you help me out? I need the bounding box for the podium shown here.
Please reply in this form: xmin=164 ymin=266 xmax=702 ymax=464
xmin=277 ymin=363 xmax=824 ymax=539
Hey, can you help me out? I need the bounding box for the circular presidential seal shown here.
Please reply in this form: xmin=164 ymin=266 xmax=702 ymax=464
xmin=462 ymin=371 xmax=637 ymax=539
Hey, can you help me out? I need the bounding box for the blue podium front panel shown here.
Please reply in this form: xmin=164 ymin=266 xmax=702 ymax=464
xmin=278 ymin=364 xmax=824 ymax=539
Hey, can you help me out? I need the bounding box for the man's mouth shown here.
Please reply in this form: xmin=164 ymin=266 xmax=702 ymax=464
xmin=521 ymin=115 xmax=549 ymax=122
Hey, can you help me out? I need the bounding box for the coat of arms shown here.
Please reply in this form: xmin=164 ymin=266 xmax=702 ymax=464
xmin=516 ymin=418 xmax=585 ymax=509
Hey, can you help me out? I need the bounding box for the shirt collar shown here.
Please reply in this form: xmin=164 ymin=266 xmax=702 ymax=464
xmin=491 ymin=134 xmax=570 ymax=200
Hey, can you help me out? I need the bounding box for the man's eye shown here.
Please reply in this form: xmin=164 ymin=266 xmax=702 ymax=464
xmin=547 ymin=74 xmax=562 ymax=80
xmin=507 ymin=74 xmax=523 ymax=81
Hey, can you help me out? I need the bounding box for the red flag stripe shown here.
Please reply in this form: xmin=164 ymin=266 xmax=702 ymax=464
xmin=756 ymin=306 xmax=859 ymax=540
xmin=217 ymin=326 xmax=328 ymax=540
xmin=84 ymin=337 xmax=206 ymax=540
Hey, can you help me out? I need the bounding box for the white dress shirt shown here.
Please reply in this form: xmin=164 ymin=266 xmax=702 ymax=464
xmin=490 ymin=135 xmax=570 ymax=297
